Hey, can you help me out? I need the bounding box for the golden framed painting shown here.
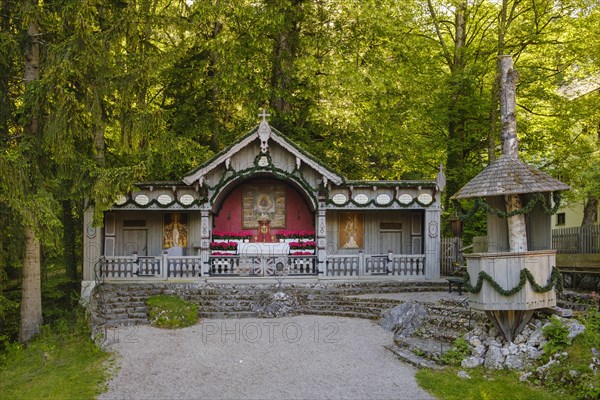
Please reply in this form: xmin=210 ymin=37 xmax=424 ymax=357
xmin=163 ymin=213 xmax=188 ymax=248
xmin=338 ymin=212 xmax=364 ymax=249
xmin=242 ymin=184 xmax=286 ymax=229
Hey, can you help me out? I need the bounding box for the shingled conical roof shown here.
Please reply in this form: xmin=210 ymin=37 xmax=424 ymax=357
xmin=451 ymin=155 xmax=570 ymax=199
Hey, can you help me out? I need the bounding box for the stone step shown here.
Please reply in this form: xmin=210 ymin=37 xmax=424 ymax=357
xmin=126 ymin=312 xmax=148 ymax=319
xmin=420 ymin=314 xmax=477 ymax=331
xmin=395 ymin=336 xmax=447 ymax=362
xmin=384 ymin=344 xmax=443 ymax=370
xmin=425 ymin=304 xmax=472 ymax=315
xmin=319 ymin=287 xmax=447 ymax=296
xmin=305 ymin=298 xmax=399 ymax=305
xmin=197 ymin=305 xmax=255 ymax=313
xmin=100 ymin=318 xmax=149 ymax=328
xmin=305 ymin=299 xmax=401 ymax=307
xmin=196 ymin=299 xmax=258 ymax=306
xmin=416 ymin=326 xmax=464 ymax=344
xmin=199 ymin=311 xmax=260 ymax=319
xmin=302 ymin=304 xmax=389 ymax=315
xmin=296 ymin=309 xmax=379 ymax=320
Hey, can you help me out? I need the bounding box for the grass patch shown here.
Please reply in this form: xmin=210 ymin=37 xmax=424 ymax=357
xmin=0 ymin=317 xmax=111 ymax=400
xmin=440 ymin=337 xmax=471 ymax=366
xmin=146 ymin=295 xmax=198 ymax=329
xmin=532 ymin=309 xmax=600 ymax=399
xmin=416 ymin=367 xmax=576 ymax=400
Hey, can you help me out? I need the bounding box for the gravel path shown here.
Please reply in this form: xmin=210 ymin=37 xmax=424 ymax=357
xmin=100 ymin=315 xmax=434 ymax=400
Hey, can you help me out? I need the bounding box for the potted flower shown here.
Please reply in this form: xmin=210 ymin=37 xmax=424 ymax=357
xmin=213 ymin=231 xmax=253 ymax=242
xmin=211 ymin=251 xmax=236 ymax=256
xmin=276 ymin=230 xmax=315 ymax=242
xmin=289 ymin=240 xmax=316 ymax=253
xmin=210 ymin=241 xmax=238 ymax=252
xmin=290 ymin=251 xmax=313 ymax=256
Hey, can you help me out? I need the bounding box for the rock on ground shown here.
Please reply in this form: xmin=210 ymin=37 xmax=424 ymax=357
xmin=379 ymin=302 xmax=428 ymax=339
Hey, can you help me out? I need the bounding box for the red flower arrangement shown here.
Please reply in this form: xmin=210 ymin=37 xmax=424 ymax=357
xmin=212 ymin=231 xmax=253 ymax=240
xmin=290 ymin=251 xmax=314 ymax=256
xmin=276 ymin=230 xmax=315 ymax=239
xmin=210 ymin=241 xmax=238 ymax=251
xmin=289 ymin=240 xmax=316 ymax=250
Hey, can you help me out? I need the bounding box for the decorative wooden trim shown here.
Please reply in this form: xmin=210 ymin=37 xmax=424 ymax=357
xmin=412 ymin=237 xmax=423 ymax=254
xmin=104 ymin=237 xmax=115 ymax=256
xmin=411 ymin=213 xmax=422 ymax=235
xmin=105 ymin=213 xmax=116 ymax=236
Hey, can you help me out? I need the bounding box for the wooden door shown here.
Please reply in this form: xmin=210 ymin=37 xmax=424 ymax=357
xmin=379 ymin=231 xmax=402 ymax=254
xmin=122 ymin=229 xmax=147 ymax=256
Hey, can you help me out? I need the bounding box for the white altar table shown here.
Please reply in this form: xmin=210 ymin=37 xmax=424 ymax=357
xmin=238 ymin=242 xmax=290 ymax=255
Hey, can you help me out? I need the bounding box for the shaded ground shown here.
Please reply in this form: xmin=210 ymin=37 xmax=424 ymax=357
xmin=100 ymin=315 xmax=433 ymax=400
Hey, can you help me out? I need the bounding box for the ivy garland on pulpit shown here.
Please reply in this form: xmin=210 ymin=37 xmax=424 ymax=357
xmin=453 ymin=192 xmax=562 ymax=221
xmin=462 ymin=267 xmax=563 ymax=296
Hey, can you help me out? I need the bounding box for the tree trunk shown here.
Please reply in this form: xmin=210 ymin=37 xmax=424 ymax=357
xmin=443 ymin=1 xmax=468 ymax=207
xmin=488 ymin=0 xmax=511 ymax=162
xmin=0 ymin=0 xmax=13 ymax=138
xmin=19 ymin=227 xmax=43 ymax=343
xmin=505 ymin=194 xmax=528 ymax=252
xmin=62 ymin=200 xmax=78 ymax=288
xmin=269 ymin=0 xmax=304 ymax=121
xmin=19 ymin=0 xmax=43 ymax=343
xmin=499 ymin=55 xmax=527 ymax=252
xmin=582 ymin=195 xmax=599 ymax=227
xmin=92 ymin=92 xmax=106 ymax=167
xmin=499 ymin=56 xmax=519 ymax=157
xmin=208 ymin=20 xmax=223 ymax=151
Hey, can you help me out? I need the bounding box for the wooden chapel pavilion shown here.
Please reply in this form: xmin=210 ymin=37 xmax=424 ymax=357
xmin=82 ymin=114 xmax=445 ymax=286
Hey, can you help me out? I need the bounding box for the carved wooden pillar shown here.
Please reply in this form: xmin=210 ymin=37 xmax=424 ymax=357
xmin=424 ymin=209 xmax=441 ymax=279
xmin=83 ymin=203 xmax=101 ymax=281
xmin=317 ymin=200 xmax=327 ymax=275
xmin=200 ymin=204 xmax=211 ymax=276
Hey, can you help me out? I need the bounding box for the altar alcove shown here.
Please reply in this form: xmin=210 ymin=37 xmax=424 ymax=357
xmin=212 ymin=178 xmax=315 ymax=243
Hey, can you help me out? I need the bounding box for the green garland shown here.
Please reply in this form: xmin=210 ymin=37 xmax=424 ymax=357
xmin=113 ymin=198 xmax=205 ymax=209
xmin=463 ymin=266 xmax=563 ymax=296
xmin=325 ymin=195 xmax=435 ymax=208
xmin=453 ymin=191 xmax=562 ymax=221
xmin=203 ymin=152 xmax=318 ymax=206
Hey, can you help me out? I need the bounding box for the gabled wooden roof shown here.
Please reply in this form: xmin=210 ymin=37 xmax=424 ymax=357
xmin=451 ymin=155 xmax=569 ymax=199
xmin=182 ymin=119 xmax=344 ymax=186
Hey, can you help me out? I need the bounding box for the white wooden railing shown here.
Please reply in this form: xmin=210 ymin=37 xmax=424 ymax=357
xmin=98 ymin=256 xmax=142 ymax=279
xmin=97 ymin=253 xmax=424 ymax=279
xmin=168 ymin=256 xmax=203 ymax=278
xmin=325 ymin=253 xmax=425 ymax=277
xmin=208 ymin=255 xmax=317 ymax=276
xmin=99 ymin=254 xmax=203 ymax=279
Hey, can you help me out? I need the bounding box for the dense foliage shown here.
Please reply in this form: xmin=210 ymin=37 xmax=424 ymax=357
xmin=0 ymin=0 xmax=599 ymax=342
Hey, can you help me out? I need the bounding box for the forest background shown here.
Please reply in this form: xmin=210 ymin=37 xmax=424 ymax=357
xmin=0 ymin=0 xmax=599 ymax=343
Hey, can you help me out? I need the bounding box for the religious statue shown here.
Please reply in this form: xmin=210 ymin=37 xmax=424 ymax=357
xmin=163 ymin=213 xmax=188 ymax=248
xmin=254 ymin=215 xmax=275 ymax=243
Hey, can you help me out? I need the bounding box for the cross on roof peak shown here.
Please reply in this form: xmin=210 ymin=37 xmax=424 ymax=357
xmin=258 ymin=108 xmax=271 ymax=121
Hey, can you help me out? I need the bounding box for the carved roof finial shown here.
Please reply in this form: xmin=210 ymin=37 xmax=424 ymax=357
xmin=257 ymin=108 xmax=272 ymax=153
xmin=258 ymin=108 xmax=271 ymax=121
